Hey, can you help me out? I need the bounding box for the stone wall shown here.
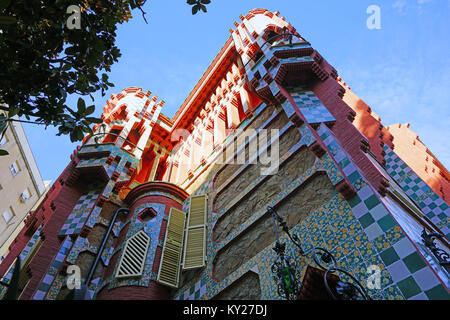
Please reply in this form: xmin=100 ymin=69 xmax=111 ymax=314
xmin=213 ymin=172 xmax=335 ymax=282
xmin=214 ymin=105 xmax=281 ymax=189
xmin=213 ymin=125 xmax=303 ymax=213
xmin=213 ymin=146 xmax=316 ymax=242
xmin=212 ymin=272 xmax=261 ymax=300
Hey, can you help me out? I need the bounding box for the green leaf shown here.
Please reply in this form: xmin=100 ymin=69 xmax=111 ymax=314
xmin=0 ymin=116 xmax=6 ymax=132
xmin=187 ymin=0 xmax=197 ymax=4
xmin=76 ymin=127 xmax=84 ymax=140
xmin=200 ymin=0 xmax=211 ymax=4
xmin=8 ymin=106 xmax=19 ymax=117
xmin=0 ymin=0 xmax=11 ymax=11
xmin=77 ymin=98 xmax=86 ymax=114
xmin=192 ymin=4 xmax=199 ymax=14
xmin=0 ymin=15 xmax=15 ymax=24
xmin=85 ymin=105 xmax=95 ymax=116
xmin=64 ymin=46 xmax=77 ymax=56
xmin=85 ymin=117 xmax=102 ymax=123
xmin=0 ymin=149 xmax=8 ymax=156
xmin=200 ymin=4 xmax=207 ymax=12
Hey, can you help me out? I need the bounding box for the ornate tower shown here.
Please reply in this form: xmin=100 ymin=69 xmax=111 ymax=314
xmin=0 ymin=9 xmax=448 ymax=301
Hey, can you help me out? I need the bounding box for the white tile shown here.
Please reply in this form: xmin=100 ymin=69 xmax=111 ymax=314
xmin=412 ymin=267 xmax=440 ymax=291
xmin=386 ymin=260 xmax=410 ymax=283
xmin=365 ymin=223 xmax=384 ymax=241
xmin=393 ymin=237 xmax=416 ymax=259
xmin=409 ymin=292 xmax=428 ymax=300
xmin=371 ymin=203 xmax=388 ymax=221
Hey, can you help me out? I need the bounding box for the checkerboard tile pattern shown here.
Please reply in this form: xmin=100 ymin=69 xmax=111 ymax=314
xmin=59 ymin=185 xmax=103 ymax=236
xmin=0 ymin=227 xmax=43 ymax=297
xmin=23 ymin=141 xmax=142 ymax=300
xmin=33 ymin=237 xmax=73 ymax=300
xmin=174 ymin=118 xmax=448 ymax=300
xmin=318 ymin=124 xmax=449 ymax=300
xmin=291 ymin=90 xmax=335 ymax=125
xmin=384 ymin=145 xmax=450 ymax=240
xmin=175 ymin=278 xmax=207 ymax=300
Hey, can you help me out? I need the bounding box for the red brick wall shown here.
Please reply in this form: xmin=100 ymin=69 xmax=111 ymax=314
xmin=385 ymin=123 xmax=450 ymax=202
xmin=20 ymin=181 xmax=86 ymax=300
xmin=0 ymin=158 xmax=79 ymax=279
xmin=308 ymin=64 xmax=389 ymax=195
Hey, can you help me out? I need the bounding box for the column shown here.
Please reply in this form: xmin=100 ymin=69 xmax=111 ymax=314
xmin=226 ymin=99 xmax=241 ymax=129
xmin=148 ymin=146 xmax=162 ymax=182
xmin=213 ymin=110 xmax=226 ymax=149
xmin=133 ymin=119 xmax=152 ymax=159
xmin=201 ymin=122 xmax=214 ymax=163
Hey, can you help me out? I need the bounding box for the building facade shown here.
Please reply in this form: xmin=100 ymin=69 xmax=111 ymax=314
xmin=0 ymin=113 xmax=47 ymax=262
xmin=0 ymin=9 xmax=449 ymax=300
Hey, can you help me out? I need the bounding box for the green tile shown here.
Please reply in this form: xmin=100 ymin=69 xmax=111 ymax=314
xmin=338 ymin=158 xmax=350 ymax=169
xmin=364 ymin=195 xmax=380 ymax=210
xmin=397 ymin=276 xmax=422 ymax=299
xmin=347 ymin=194 xmax=362 ymax=208
xmin=425 ymin=285 xmax=450 ymax=300
xmin=359 ymin=213 xmax=375 ymax=229
xmin=402 ymin=252 xmax=427 ymax=273
xmin=377 ymin=214 xmax=397 ymax=232
xmin=347 ymin=171 xmax=361 ymax=184
xmin=379 ymin=247 xmax=400 ymax=266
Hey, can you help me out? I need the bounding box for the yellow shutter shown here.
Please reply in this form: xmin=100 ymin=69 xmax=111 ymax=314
xmin=183 ymin=195 xmax=207 ymax=270
xmin=157 ymin=208 xmax=186 ymax=288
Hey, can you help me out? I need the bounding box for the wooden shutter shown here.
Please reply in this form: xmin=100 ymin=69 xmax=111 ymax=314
xmin=183 ymin=195 xmax=207 ymax=270
xmin=115 ymin=230 xmax=151 ymax=278
xmin=157 ymin=208 xmax=186 ymax=288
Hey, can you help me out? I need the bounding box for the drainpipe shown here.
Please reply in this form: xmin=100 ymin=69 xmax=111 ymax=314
xmin=71 ymin=207 xmax=129 ymax=300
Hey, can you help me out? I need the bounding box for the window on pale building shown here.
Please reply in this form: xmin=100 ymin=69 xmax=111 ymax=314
xmin=0 ymin=133 xmax=8 ymax=146
xmin=2 ymin=206 xmax=15 ymax=224
xmin=9 ymin=160 xmax=20 ymax=176
xmin=20 ymin=188 xmax=31 ymax=202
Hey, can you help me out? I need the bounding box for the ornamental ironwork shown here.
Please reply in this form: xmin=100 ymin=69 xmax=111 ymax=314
xmin=268 ymin=206 xmax=371 ymax=300
xmin=421 ymin=228 xmax=450 ymax=269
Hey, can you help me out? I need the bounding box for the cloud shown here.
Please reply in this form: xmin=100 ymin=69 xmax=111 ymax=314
xmin=393 ymin=0 xmax=407 ymax=13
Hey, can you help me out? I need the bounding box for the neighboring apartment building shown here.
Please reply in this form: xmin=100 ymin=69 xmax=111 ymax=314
xmin=0 ymin=113 xmax=47 ymax=261
xmin=0 ymin=9 xmax=448 ymax=301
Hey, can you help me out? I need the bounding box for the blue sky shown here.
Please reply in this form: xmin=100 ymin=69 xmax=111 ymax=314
xmin=23 ymin=0 xmax=450 ymax=183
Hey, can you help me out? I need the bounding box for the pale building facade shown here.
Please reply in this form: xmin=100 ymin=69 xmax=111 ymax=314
xmin=0 ymin=113 xmax=47 ymax=261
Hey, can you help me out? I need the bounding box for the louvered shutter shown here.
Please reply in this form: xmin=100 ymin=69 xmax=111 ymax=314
xmin=183 ymin=195 xmax=207 ymax=270
xmin=115 ymin=230 xmax=151 ymax=278
xmin=157 ymin=208 xmax=186 ymax=288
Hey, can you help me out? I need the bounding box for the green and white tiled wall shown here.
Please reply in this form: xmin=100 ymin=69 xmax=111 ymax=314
xmin=383 ymin=145 xmax=450 ymax=240
xmin=174 ymin=102 xmax=449 ymax=300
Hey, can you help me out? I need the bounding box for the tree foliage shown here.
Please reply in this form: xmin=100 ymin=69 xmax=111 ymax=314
xmin=0 ymin=0 xmax=210 ymax=156
xmin=187 ymin=0 xmax=211 ymax=14
xmin=0 ymin=0 xmax=146 ymax=144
